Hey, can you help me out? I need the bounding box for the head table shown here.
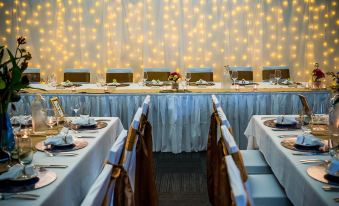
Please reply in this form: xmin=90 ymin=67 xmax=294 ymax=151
xmin=245 ymin=115 xmax=336 ymax=206
xmin=16 ymin=82 xmax=330 ymax=153
xmin=2 ymin=117 xmax=124 ymax=206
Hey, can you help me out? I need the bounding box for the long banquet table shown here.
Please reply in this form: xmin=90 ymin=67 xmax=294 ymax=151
xmin=245 ymin=115 xmax=336 ymax=206
xmin=2 ymin=117 xmax=124 ymax=206
xmin=16 ymin=83 xmax=330 ymax=153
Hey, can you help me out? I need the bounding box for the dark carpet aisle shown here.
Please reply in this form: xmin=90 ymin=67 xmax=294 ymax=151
xmin=153 ymin=152 xmax=211 ymax=206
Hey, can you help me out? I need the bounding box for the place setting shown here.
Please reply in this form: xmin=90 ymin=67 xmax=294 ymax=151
xmin=263 ymin=115 xmax=301 ymax=131
xmin=0 ymin=132 xmax=57 ymax=195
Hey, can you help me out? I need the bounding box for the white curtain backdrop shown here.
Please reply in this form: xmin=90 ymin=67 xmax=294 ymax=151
xmin=0 ymin=0 xmax=337 ymax=82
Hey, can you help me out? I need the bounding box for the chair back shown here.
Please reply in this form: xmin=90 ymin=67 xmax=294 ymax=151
xmin=230 ymin=67 xmax=253 ymax=81
xmin=298 ymin=94 xmax=313 ymax=116
xmin=187 ymin=67 xmax=213 ymax=82
xmin=144 ymin=68 xmax=171 ymax=81
xmin=64 ymin=68 xmax=91 ymax=83
xmin=81 ymin=164 xmax=113 ymax=206
xmin=23 ymin=68 xmax=40 ymax=83
xmin=142 ymin=95 xmax=151 ymax=118
xmin=106 ymin=68 xmax=133 ymax=83
xmin=225 ymin=155 xmax=248 ymax=206
xmin=262 ymin=66 xmax=290 ymax=80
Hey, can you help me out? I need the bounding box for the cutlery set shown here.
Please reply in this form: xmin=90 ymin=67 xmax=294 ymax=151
xmin=44 ymin=150 xmax=78 ymax=157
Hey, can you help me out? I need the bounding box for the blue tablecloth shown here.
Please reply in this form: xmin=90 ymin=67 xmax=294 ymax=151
xmin=16 ymin=91 xmax=330 ymax=153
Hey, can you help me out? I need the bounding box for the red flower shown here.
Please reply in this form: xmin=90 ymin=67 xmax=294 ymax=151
xmin=313 ymin=68 xmax=325 ymax=79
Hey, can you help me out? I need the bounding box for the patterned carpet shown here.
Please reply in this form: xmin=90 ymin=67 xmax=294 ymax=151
xmin=153 ymin=152 xmax=211 ymax=206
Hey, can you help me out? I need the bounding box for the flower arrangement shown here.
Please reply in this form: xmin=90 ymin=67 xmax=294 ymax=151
xmin=0 ymin=37 xmax=31 ymax=152
xmin=168 ymin=72 xmax=181 ymax=82
xmin=0 ymin=37 xmax=32 ymax=114
xmin=326 ymin=71 xmax=339 ymax=91
xmin=312 ymin=63 xmax=325 ymax=82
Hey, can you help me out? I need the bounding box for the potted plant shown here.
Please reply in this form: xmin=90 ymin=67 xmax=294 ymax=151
xmin=312 ymin=62 xmax=325 ymax=88
xmin=0 ymin=37 xmax=31 ymax=166
xmin=168 ymin=72 xmax=181 ymax=90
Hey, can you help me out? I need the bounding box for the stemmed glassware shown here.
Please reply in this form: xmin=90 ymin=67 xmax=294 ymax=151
xmin=184 ymin=73 xmax=191 ymax=90
xmin=46 ymin=109 xmax=57 ymax=129
xmin=18 ymin=135 xmax=33 ymax=179
xmin=275 ymin=70 xmax=282 ymax=85
xmin=231 ymin=71 xmax=238 ymax=85
xmin=72 ymin=103 xmax=80 ymax=118
xmin=143 ymin=72 xmax=148 ymax=86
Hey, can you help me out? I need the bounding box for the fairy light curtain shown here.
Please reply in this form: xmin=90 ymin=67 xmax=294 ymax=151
xmin=0 ymin=0 xmax=337 ymax=82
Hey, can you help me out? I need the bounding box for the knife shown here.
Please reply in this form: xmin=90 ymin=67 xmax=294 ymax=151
xmin=76 ymin=135 xmax=96 ymax=138
xmin=292 ymin=152 xmax=329 ymax=156
xmin=35 ymin=164 xmax=68 ymax=168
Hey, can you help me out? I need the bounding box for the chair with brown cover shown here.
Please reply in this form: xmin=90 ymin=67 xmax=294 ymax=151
xmin=23 ymin=68 xmax=40 ymax=83
xmin=262 ymin=66 xmax=290 ymax=81
xmin=144 ymin=68 xmax=171 ymax=81
xmin=186 ymin=67 xmax=213 ymax=82
xmin=106 ymin=68 xmax=134 ymax=83
xmin=207 ymin=96 xmax=291 ymax=206
xmin=64 ymin=68 xmax=91 ymax=83
xmin=230 ymin=67 xmax=253 ymax=81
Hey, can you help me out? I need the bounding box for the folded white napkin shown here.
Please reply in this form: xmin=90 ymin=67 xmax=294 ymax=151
xmin=10 ymin=115 xmax=32 ymax=125
xmin=196 ymin=79 xmax=208 ymax=85
xmin=108 ymin=82 xmax=121 ymax=86
xmin=0 ymin=164 xmax=35 ymax=181
xmin=61 ymin=81 xmax=73 ymax=86
xmin=151 ymin=80 xmax=163 ymax=85
xmin=328 ymin=159 xmax=339 ymax=176
xmin=72 ymin=115 xmax=96 ymax=126
xmin=276 ymin=116 xmax=297 ymax=125
xmin=239 ymin=80 xmax=249 ymax=84
xmin=295 ymin=134 xmax=324 ymax=146
xmin=44 ymin=127 xmax=73 ymax=146
xmin=282 ymin=79 xmax=291 ymax=84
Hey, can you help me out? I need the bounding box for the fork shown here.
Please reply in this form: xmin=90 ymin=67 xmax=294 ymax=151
xmin=44 ymin=150 xmax=78 ymax=157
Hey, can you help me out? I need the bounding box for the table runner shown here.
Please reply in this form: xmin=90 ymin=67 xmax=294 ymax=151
xmin=16 ymin=83 xmax=330 ymax=153
xmin=3 ymin=117 xmax=124 ymax=206
xmin=245 ymin=115 xmax=336 ymax=206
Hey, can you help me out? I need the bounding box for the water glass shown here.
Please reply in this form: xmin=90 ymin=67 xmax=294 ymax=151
xmin=231 ymin=71 xmax=238 ymax=85
xmin=46 ymin=109 xmax=57 ymax=129
xmin=269 ymin=74 xmax=275 ymax=84
xmin=143 ymin=72 xmax=148 ymax=86
xmin=275 ymin=70 xmax=282 ymax=84
xmin=18 ymin=136 xmax=33 ymax=178
xmin=72 ymin=103 xmax=80 ymax=117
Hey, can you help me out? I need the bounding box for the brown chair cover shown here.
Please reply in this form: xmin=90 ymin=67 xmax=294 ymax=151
xmin=207 ymin=112 xmax=232 ymax=206
xmin=64 ymin=73 xmax=90 ymax=83
xmin=106 ymin=73 xmax=133 ymax=83
xmin=298 ymin=94 xmax=313 ymax=116
xmin=262 ymin=69 xmax=290 ymax=80
xmin=103 ymin=139 xmax=135 ymax=206
xmin=189 ymin=72 xmax=213 ymax=82
xmin=236 ymin=71 xmax=253 ymax=81
xmin=146 ymin=72 xmax=170 ymax=81
xmin=134 ymin=118 xmax=158 ymax=206
xmin=24 ymin=73 xmax=40 ymax=82
xmin=207 ymin=112 xmax=250 ymax=206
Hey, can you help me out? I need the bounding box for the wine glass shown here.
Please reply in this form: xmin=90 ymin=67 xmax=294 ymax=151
xmin=269 ymin=74 xmax=275 ymax=84
xmin=72 ymin=103 xmax=80 ymax=118
xmin=143 ymin=72 xmax=148 ymax=86
xmin=185 ymin=73 xmax=191 ymax=89
xmin=46 ymin=109 xmax=57 ymax=129
xmin=275 ymin=70 xmax=282 ymax=84
xmin=231 ymin=71 xmax=238 ymax=85
xmin=18 ymin=136 xmax=33 ymax=179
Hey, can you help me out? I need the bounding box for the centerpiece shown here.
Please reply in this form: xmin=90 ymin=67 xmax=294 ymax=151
xmin=0 ymin=37 xmax=32 ymax=166
xmin=168 ymin=71 xmax=181 ymax=90
xmin=312 ymin=62 xmax=325 ymax=88
xmin=326 ymin=71 xmax=339 ymax=92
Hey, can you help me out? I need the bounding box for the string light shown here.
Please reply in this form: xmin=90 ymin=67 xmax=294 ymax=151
xmin=0 ymin=0 xmax=337 ymax=82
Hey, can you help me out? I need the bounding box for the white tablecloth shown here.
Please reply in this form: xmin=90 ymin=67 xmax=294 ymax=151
xmin=245 ymin=115 xmax=336 ymax=206
xmin=16 ymin=83 xmax=330 ymax=153
xmin=2 ymin=117 xmax=124 ymax=206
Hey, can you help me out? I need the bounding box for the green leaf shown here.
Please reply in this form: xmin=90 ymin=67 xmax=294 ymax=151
xmin=0 ymin=48 xmax=4 ymax=64
xmin=0 ymin=78 xmax=5 ymax=89
xmin=7 ymin=49 xmax=22 ymax=85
